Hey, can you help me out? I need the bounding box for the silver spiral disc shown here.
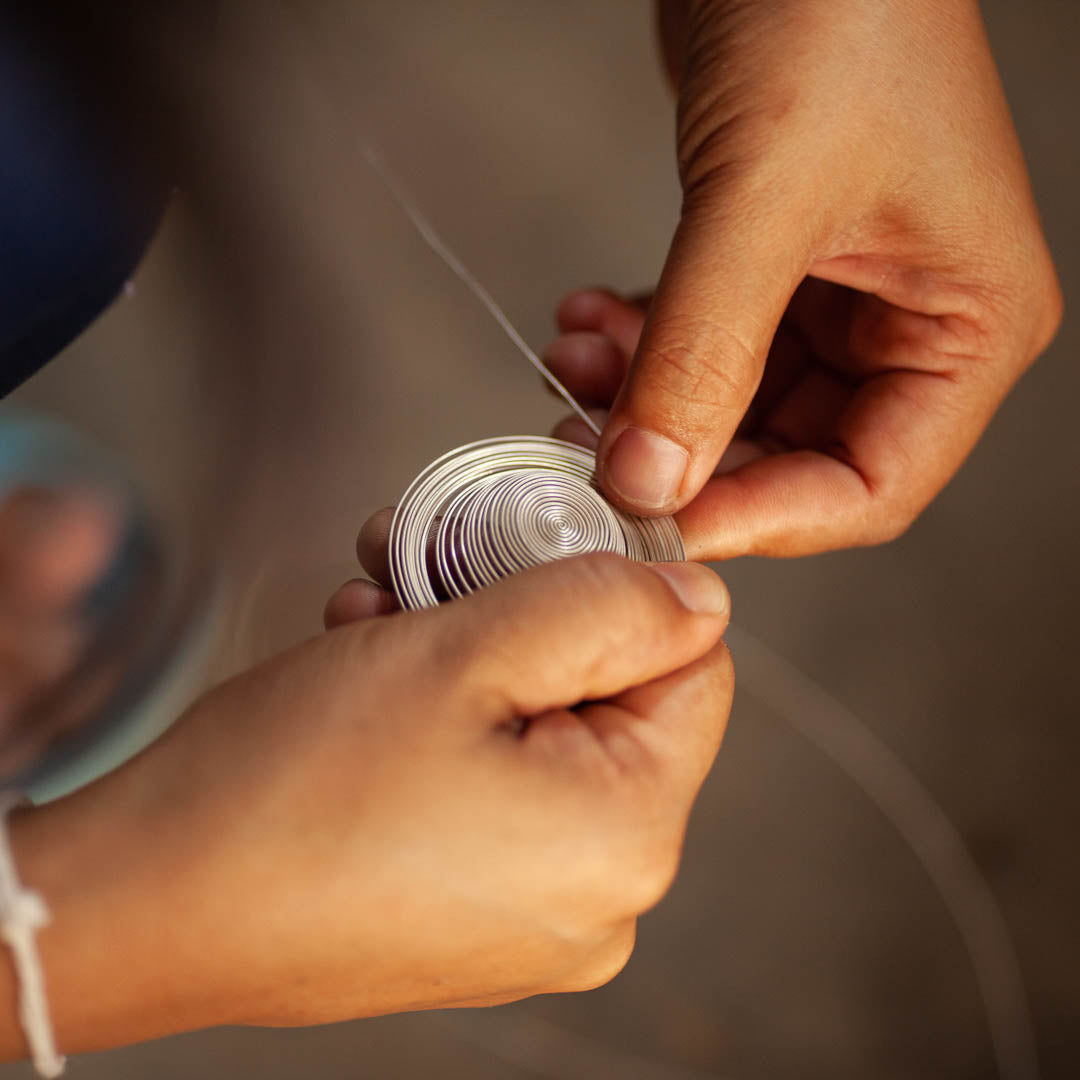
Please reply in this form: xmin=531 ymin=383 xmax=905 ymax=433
xmin=389 ymin=436 xmax=685 ymax=610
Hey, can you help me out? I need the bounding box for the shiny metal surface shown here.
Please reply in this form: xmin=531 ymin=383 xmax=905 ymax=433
xmin=389 ymin=436 xmax=684 ymax=611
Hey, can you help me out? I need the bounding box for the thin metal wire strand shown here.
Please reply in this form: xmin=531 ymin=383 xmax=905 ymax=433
xmin=362 ymin=147 xmax=602 ymax=440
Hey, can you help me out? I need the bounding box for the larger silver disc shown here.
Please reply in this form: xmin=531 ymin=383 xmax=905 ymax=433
xmin=389 ymin=436 xmax=685 ymax=611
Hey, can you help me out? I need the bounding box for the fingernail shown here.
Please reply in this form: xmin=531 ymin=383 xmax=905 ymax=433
xmin=649 ymin=562 xmax=729 ymax=615
xmin=604 ymin=427 xmax=688 ymax=510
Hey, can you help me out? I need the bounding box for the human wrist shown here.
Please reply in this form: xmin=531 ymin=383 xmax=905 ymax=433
xmin=0 ymin=754 xmax=234 ymax=1060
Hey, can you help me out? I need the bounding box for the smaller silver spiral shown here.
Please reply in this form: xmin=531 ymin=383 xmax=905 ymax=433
xmin=389 ymin=436 xmax=686 ymax=610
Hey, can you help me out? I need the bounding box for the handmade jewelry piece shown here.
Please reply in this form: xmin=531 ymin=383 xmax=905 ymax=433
xmin=389 ymin=436 xmax=684 ymax=611
xmin=366 ymin=149 xmax=686 ymax=612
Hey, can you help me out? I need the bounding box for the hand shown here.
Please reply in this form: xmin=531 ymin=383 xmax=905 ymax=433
xmin=544 ymin=0 xmax=1062 ymax=559
xmin=5 ymin=552 xmax=732 ymax=1056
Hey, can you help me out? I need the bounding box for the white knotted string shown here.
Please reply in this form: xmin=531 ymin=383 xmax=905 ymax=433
xmin=0 ymin=793 xmax=64 ymax=1077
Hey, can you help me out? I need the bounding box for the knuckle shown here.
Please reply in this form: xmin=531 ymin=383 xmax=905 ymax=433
xmin=674 ymin=30 xmax=802 ymax=208
xmin=448 ymin=554 xmax=652 ymax=705
xmin=385 ymin=610 xmax=455 ymax=687
xmin=709 ymin=639 xmax=736 ymax=697
xmin=412 ymin=605 xmax=497 ymax=701
xmin=566 ymin=551 xmax=670 ymax=643
xmin=576 ymin=804 xmax=685 ymax=919
xmin=637 ymin=319 xmax=757 ymax=419
xmin=1033 ymin=263 xmax=1064 ymax=357
xmin=678 ymin=116 xmax=748 ymax=207
xmin=829 ymin=444 xmax=921 ymax=549
xmin=555 ymin=922 xmax=638 ymax=993
xmin=573 ymin=923 xmax=638 ymax=991
xmin=719 ymin=636 xmax=735 ymax=677
xmin=565 ymin=549 xmax=636 ymax=589
xmin=630 ymin=845 xmax=683 ymax=913
xmin=607 ymin=816 xmax=685 ymax=915
xmin=674 ymin=32 xmax=769 ymax=201
xmin=564 ymin=552 xmax=665 ymax=620
xmin=986 ymin=245 xmax=1063 ymax=372
xmin=994 ymin=245 xmax=1065 ymax=371
xmin=862 ymin=497 xmax=917 ymax=546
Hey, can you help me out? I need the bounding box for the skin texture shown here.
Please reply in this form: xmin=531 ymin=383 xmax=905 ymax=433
xmin=1 ymin=553 xmax=732 ymax=1058
xmin=543 ymin=0 xmax=1063 ymax=559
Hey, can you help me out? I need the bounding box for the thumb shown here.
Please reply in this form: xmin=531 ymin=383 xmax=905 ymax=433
xmin=423 ymin=553 xmax=729 ymax=721
xmin=597 ymin=168 xmax=811 ymax=516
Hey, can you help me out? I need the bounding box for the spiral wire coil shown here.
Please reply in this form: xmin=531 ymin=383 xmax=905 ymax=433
xmin=389 ymin=437 xmax=685 ymax=611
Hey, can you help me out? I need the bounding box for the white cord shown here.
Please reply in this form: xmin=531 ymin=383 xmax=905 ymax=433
xmin=0 ymin=793 xmax=64 ymax=1078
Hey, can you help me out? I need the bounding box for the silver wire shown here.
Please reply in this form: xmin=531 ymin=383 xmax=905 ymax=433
xmin=364 ymin=148 xmax=682 ymax=608
xmin=362 ymin=147 xmax=602 ymax=439
xmin=389 ymin=436 xmax=684 ymax=610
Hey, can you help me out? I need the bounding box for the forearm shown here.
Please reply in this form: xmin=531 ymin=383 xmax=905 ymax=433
xmin=0 ymin=555 xmax=735 ymax=1061
xmin=0 ymin=674 xmax=454 ymax=1061
xmin=0 ymin=758 xmax=229 ymax=1060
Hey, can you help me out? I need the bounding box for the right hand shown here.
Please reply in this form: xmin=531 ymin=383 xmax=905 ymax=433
xmin=7 ymin=552 xmax=732 ymax=1056
xmin=543 ymin=0 xmax=1061 ymax=560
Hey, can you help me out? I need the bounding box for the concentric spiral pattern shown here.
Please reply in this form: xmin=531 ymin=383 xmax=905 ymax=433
xmin=389 ymin=436 xmax=685 ymax=610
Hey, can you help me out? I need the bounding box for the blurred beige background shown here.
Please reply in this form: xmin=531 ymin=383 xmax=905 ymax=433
xmin=7 ymin=1 xmax=1079 ymax=1077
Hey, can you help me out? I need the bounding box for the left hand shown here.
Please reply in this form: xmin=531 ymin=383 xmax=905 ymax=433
xmin=543 ymin=0 xmax=1061 ymax=560
xmin=5 ymin=549 xmax=732 ymax=1057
